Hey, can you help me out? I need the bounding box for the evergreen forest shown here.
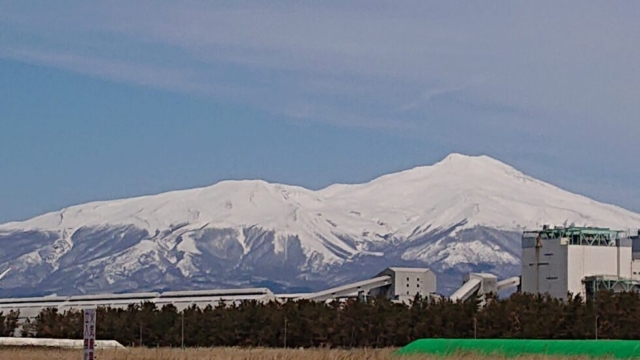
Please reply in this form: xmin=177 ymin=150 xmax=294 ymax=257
xmin=3 ymin=291 xmax=640 ymax=348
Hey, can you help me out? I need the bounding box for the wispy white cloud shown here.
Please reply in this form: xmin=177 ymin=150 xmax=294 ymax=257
xmin=0 ymin=48 xmax=212 ymax=94
xmin=1 ymin=1 xmax=640 ymax=150
xmin=400 ymin=79 xmax=485 ymax=112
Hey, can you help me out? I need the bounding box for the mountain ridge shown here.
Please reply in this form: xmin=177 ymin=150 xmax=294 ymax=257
xmin=5 ymin=153 xmax=639 ymax=232
xmin=1 ymin=153 xmax=639 ymax=297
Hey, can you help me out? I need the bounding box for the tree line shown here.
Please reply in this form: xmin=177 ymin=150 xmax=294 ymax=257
xmin=5 ymin=290 xmax=640 ymax=348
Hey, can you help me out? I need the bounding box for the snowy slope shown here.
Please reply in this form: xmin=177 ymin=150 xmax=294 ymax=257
xmin=0 ymin=180 xmax=391 ymax=266
xmin=1 ymin=153 xmax=639 ymax=296
xmin=321 ymin=154 xmax=640 ymax=235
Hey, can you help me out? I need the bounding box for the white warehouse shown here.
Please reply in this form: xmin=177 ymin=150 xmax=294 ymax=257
xmin=0 ymin=267 xmax=438 ymax=321
xmin=521 ymin=226 xmax=640 ymax=300
xmin=0 ymin=265 xmax=522 ymax=322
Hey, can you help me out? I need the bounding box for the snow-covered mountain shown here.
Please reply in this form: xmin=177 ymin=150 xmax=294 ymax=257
xmin=1 ymin=153 xmax=639 ymax=297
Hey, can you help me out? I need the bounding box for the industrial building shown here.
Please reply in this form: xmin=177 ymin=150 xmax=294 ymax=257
xmin=450 ymin=273 xmax=520 ymax=305
xmin=6 ymin=224 xmax=639 ymax=321
xmin=521 ymin=226 xmax=640 ymax=300
xmin=368 ymin=267 xmax=436 ymax=303
xmin=0 ymin=288 xmax=276 ymax=320
xmin=3 ymin=224 xmax=640 ymax=324
xmin=0 ymin=266 xmax=519 ymax=322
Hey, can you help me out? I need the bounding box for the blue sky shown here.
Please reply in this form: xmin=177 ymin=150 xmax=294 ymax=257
xmin=1 ymin=1 xmax=640 ymax=223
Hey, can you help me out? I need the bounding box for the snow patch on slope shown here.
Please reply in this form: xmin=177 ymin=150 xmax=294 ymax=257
xmin=403 ymin=239 xmax=519 ymax=267
xmin=177 ymin=234 xmax=202 ymax=255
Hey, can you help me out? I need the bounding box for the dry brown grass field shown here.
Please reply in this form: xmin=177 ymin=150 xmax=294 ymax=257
xmin=0 ymin=347 xmax=601 ymax=360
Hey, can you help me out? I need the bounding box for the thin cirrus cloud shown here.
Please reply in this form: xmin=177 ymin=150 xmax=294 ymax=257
xmin=3 ymin=2 xmax=638 ymax=132
xmin=1 ymin=48 xmax=212 ymax=95
xmin=1 ymin=1 xmax=640 ymax=207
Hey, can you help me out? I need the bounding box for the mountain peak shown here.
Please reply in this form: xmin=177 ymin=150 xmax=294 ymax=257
xmin=437 ymin=153 xmax=510 ymax=168
xmin=1 ymin=154 xmax=640 ymax=297
xmin=441 ymin=152 xmax=481 ymax=161
xmin=4 ymin=153 xmax=637 ymax=233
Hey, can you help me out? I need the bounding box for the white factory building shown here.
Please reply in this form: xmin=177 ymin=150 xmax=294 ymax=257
xmin=4 ymin=224 xmax=640 ymax=323
xmin=0 ymin=266 xmax=522 ymax=322
xmin=4 ymin=224 xmax=638 ymax=320
xmin=0 ymin=267 xmax=439 ymax=321
xmin=521 ymin=226 xmax=640 ymax=300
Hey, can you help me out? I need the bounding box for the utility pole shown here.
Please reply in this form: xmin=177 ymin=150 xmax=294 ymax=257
xmin=474 ymin=317 xmax=477 ymax=339
xmin=139 ymin=322 xmax=143 ymax=347
xmin=181 ymin=311 xmax=185 ymax=350
xmin=284 ymin=318 xmax=288 ymax=348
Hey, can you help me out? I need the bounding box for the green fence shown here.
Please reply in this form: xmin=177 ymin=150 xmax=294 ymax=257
xmin=396 ymin=339 xmax=640 ymax=358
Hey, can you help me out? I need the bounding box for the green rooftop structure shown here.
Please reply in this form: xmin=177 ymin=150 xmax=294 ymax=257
xmin=521 ymin=226 xmax=639 ymax=300
xmin=584 ymin=275 xmax=640 ymax=298
xmin=522 ymin=226 xmax=627 ymax=247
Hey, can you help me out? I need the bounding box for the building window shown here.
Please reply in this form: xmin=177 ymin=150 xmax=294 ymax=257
xmin=417 ymin=278 xmax=420 ymax=282
xmin=546 ymin=276 xmax=558 ymax=280
xmin=538 ymin=262 xmax=549 ymax=266
xmin=407 ymin=284 xmax=410 ymax=287
xmin=407 ymin=277 xmax=410 ymax=281
xmin=417 ymin=284 xmax=420 ymax=288
xmin=407 ymin=291 xmax=410 ymax=295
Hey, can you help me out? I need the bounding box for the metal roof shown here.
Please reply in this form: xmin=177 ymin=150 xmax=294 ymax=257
xmin=386 ymin=267 xmax=432 ymax=273
xmin=0 ymin=287 xmax=273 ymax=304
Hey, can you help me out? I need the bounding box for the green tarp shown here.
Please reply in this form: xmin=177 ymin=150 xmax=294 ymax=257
xmin=396 ymin=339 xmax=640 ymax=358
